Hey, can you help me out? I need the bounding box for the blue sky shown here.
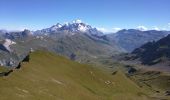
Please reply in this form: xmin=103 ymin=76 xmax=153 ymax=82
xmin=0 ymin=0 xmax=170 ymax=32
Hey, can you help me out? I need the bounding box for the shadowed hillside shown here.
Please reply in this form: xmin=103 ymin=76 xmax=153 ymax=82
xmin=132 ymin=34 xmax=170 ymax=66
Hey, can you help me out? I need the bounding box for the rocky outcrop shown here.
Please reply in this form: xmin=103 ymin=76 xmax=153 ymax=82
xmin=0 ymin=54 xmax=30 ymax=77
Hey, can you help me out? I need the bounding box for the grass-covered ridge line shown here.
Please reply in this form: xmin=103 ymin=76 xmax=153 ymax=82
xmin=0 ymin=51 xmax=151 ymax=100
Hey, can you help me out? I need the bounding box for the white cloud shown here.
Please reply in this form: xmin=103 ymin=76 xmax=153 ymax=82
xmin=73 ymin=19 xmax=82 ymax=23
xmin=136 ymin=26 xmax=148 ymax=31
xmin=152 ymin=26 xmax=160 ymax=31
xmin=168 ymin=23 xmax=170 ymax=27
xmin=97 ymin=27 xmax=121 ymax=33
xmin=162 ymin=28 xmax=167 ymax=30
xmin=64 ymin=22 xmax=69 ymax=26
xmin=112 ymin=27 xmax=122 ymax=33
xmin=97 ymin=27 xmax=109 ymax=33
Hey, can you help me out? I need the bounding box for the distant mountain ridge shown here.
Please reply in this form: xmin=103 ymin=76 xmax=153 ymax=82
xmin=110 ymin=29 xmax=170 ymax=52
xmin=5 ymin=29 xmax=33 ymax=40
xmin=131 ymin=34 xmax=170 ymax=66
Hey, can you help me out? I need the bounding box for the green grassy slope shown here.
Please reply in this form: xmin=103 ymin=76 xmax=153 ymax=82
xmin=128 ymin=69 xmax=170 ymax=99
xmin=0 ymin=67 xmax=8 ymax=72
xmin=0 ymin=51 xmax=151 ymax=100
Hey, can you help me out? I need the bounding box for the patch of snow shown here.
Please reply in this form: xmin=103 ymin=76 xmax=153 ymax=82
xmin=56 ymin=24 xmax=62 ymax=28
xmin=51 ymin=23 xmax=63 ymax=31
xmin=3 ymin=39 xmax=16 ymax=52
xmin=78 ymin=24 xmax=88 ymax=32
xmin=136 ymin=26 xmax=148 ymax=31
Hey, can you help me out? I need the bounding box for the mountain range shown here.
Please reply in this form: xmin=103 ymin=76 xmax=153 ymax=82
xmin=112 ymin=29 xmax=170 ymax=52
xmin=0 ymin=20 xmax=169 ymax=67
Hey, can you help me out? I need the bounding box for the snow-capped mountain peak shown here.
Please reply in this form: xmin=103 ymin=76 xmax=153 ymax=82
xmin=34 ymin=20 xmax=104 ymax=36
xmin=50 ymin=23 xmax=63 ymax=31
xmin=59 ymin=19 xmax=92 ymax=33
